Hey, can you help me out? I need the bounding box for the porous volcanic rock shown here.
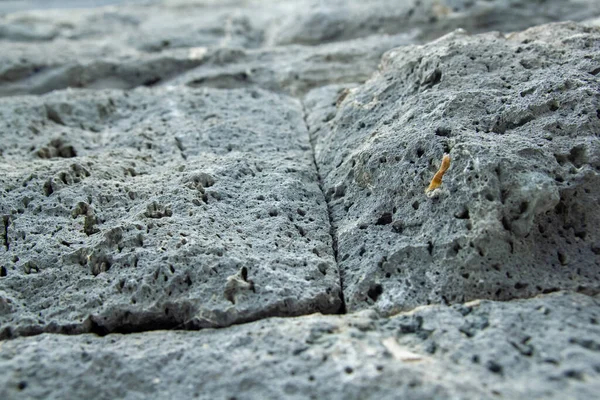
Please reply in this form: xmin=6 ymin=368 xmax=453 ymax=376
xmin=0 ymin=86 xmax=341 ymax=338
xmin=3 ymin=0 xmax=600 ymax=96
xmin=166 ymin=33 xmax=418 ymax=97
xmin=0 ymin=292 xmax=597 ymax=400
xmin=306 ymin=22 xmax=600 ymax=314
xmin=1 ymin=1 xmax=600 ymax=399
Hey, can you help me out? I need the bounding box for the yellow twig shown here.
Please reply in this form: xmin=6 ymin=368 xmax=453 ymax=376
xmin=426 ymin=153 xmax=451 ymax=193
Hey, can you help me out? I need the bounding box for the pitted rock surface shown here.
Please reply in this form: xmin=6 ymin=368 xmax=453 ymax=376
xmin=0 ymin=87 xmax=341 ymax=337
xmin=0 ymin=1 xmax=599 ymax=400
xmin=0 ymin=292 xmax=598 ymax=400
xmin=306 ymin=22 xmax=600 ymax=314
xmin=2 ymin=0 xmax=600 ymax=96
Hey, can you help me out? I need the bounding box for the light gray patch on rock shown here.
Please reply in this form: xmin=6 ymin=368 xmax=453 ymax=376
xmin=0 ymin=86 xmax=341 ymax=338
xmin=0 ymin=292 xmax=597 ymax=400
xmin=583 ymin=17 xmax=600 ymax=28
xmin=305 ymin=22 xmax=600 ymax=314
xmin=0 ymin=1 xmax=148 ymax=15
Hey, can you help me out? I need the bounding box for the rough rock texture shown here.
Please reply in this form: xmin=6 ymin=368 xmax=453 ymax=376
xmin=0 ymin=87 xmax=341 ymax=337
xmin=1 ymin=292 xmax=598 ymax=400
xmin=2 ymin=0 xmax=600 ymax=96
xmin=306 ymin=22 xmax=600 ymax=314
xmin=0 ymin=0 xmax=599 ymax=399
xmin=166 ymin=34 xmax=418 ymax=97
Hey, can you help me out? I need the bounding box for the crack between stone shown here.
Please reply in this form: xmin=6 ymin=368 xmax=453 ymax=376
xmin=174 ymin=136 xmax=188 ymax=160
xmin=3 ymin=289 xmax=595 ymax=341
xmin=2 ymin=215 xmax=9 ymax=251
xmin=0 ymin=300 xmax=346 ymax=341
xmin=300 ymin=99 xmax=347 ymax=315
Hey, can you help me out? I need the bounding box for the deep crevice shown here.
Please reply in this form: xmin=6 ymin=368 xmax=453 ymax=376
xmin=88 ymin=315 xmax=187 ymax=336
xmin=301 ymin=100 xmax=347 ymax=314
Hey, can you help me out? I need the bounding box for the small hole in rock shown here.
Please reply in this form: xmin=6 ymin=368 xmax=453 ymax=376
xmin=558 ymin=251 xmax=568 ymax=265
xmin=519 ymin=202 xmax=529 ymax=214
xmin=367 ymin=284 xmax=383 ymax=302
xmin=487 ymin=361 xmax=503 ymax=375
xmin=435 ymin=127 xmax=451 ymax=137
xmin=454 ymin=208 xmax=470 ymax=219
xmin=514 ymin=282 xmax=528 ymax=290
xmin=376 ymin=213 xmax=393 ymax=225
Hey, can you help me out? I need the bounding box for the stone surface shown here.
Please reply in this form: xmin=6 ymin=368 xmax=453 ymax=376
xmin=0 ymin=86 xmax=341 ymax=337
xmin=0 ymin=1 xmax=135 ymax=14
xmin=166 ymin=33 xmax=417 ymax=97
xmin=2 ymin=0 xmax=600 ymax=96
xmin=1 ymin=1 xmax=600 ymax=399
xmin=0 ymin=292 xmax=598 ymax=400
xmin=263 ymin=0 xmax=600 ymax=46
xmin=0 ymin=40 xmax=207 ymax=96
xmin=306 ymin=22 xmax=600 ymax=314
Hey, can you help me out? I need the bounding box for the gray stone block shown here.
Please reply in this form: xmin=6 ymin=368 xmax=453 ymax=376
xmin=0 ymin=87 xmax=341 ymax=338
xmin=306 ymin=22 xmax=600 ymax=314
xmin=0 ymin=292 xmax=597 ymax=400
